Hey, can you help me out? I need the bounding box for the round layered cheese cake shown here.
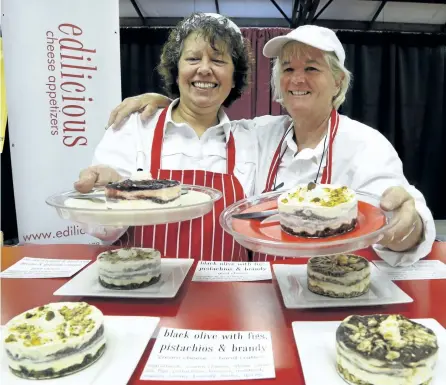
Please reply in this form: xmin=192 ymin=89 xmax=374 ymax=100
xmin=97 ymin=247 xmax=161 ymax=289
xmin=3 ymin=302 xmax=106 ymax=380
xmin=105 ymin=178 xmax=181 ymax=209
xmin=307 ymin=254 xmax=371 ymax=298
xmin=278 ymin=183 xmax=358 ymax=237
xmin=336 ymin=314 xmax=439 ymax=385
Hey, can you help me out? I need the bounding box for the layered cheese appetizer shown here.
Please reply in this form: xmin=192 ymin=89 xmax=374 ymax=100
xmin=105 ymin=178 xmax=181 ymax=209
xmin=307 ymin=254 xmax=371 ymax=298
xmin=3 ymin=302 xmax=106 ymax=379
xmin=97 ymin=247 xmax=161 ymax=289
xmin=278 ymin=183 xmax=358 ymax=237
xmin=336 ymin=314 xmax=438 ymax=385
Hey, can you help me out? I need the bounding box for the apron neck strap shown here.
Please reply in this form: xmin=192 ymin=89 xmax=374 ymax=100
xmin=150 ymin=107 xmax=168 ymax=174
xmin=320 ymin=108 xmax=340 ymax=184
xmin=150 ymin=106 xmax=236 ymax=175
xmin=263 ymin=108 xmax=340 ymax=192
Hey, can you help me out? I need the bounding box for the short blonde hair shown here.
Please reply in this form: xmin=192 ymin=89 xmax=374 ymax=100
xmin=271 ymin=42 xmax=351 ymax=110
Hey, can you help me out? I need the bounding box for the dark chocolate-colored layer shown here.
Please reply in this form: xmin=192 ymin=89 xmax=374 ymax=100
xmin=9 ymin=343 xmax=106 ymax=380
xmin=108 ymin=195 xmax=179 ymax=204
xmin=308 ymin=282 xmax=369 ymax=298
xmin=336 ymin=315 xmax=438 ymax=365
xmin=106 ymin=179 xmax=180 ymax=191
xmin=99 ymin=275 xmax=161 ymax=290
xmin=281 ymin=219 xmax=357 ymax=238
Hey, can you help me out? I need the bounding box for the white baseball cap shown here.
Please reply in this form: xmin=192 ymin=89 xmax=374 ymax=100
xmin=263 ymin=25 xmax=345 ymax=65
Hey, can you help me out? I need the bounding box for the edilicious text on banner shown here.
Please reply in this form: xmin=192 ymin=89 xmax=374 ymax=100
xmin=1 ymin=0 xmax=121 ymax=244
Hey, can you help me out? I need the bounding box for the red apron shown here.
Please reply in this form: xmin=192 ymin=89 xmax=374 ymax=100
xmin=118 ymin=107 xmax=248 ymax=261
xmin=254 ymin=109 xmax=340 ymax=261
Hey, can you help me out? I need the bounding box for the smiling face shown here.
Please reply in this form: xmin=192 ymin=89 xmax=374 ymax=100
xmin=177 ymin=32 xmax=235 ymax=111
xmin=279 ymin=42 xmax=340 ymax=120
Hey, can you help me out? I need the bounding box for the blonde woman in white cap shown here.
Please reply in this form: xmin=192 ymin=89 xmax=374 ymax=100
xmin=74 ymin=13 xmax=256 ymax=261
xmin=102 ymin=24 xmax=435 ymax=267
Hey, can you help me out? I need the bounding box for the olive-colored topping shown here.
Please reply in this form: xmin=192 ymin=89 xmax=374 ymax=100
xmin=5 ymin=334 xmax=17 ymax=343
xmin=38 ymin=306 xmax=45 ymax=311
xmin=25 ymin=313 xmax=34 ymax=319
xmin=307 ymin=182 xmax=316 ymax=190
xmin=46 ymin=311 xmax=55 ymax=321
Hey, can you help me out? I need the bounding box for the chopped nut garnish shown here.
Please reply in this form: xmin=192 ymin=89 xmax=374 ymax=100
xmin=5 ymin=334 xmax=17 ymax=343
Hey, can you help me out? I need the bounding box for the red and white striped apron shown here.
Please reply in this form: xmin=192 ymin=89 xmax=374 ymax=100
xmin=119 ymin=107 xmax=248 ymax=261
xmin=254 ymin=109 xmax=340 ymax=261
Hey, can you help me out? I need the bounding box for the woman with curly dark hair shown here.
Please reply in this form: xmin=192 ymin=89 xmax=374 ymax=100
xmin=75 ymin=13 xmax=256 ymax=261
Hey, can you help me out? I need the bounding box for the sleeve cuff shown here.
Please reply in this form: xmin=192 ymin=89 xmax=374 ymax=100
xmin=372 ymin=201 xmax=436 ymax=266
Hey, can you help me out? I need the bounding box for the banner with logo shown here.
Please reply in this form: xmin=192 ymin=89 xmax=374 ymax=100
xmin=1 ymin=0 xmax=121 ymax=244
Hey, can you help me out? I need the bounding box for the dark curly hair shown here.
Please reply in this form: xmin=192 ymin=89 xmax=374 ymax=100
xmin=158 ymin=13 xmax=252 ymax=107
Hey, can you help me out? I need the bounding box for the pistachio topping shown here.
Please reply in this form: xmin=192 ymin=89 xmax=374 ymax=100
xmin=281 ymin=184 xmax=354 ymax=207
xmin=6 ymin=302 xmax=99 ymax=347
xmin=5 ymin=334 xmax=17 ymax=343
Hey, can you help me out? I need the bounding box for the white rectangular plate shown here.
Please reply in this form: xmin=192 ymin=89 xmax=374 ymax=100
xmin=1 ymin=316 xmax=160 ymax=385
xmin=273 ymin=264 xmax=413 ymax=309
xmin=53 ymin=259 xmax=193 ymax=298
xmin=292 ymin=318 xmax=446 ymax=385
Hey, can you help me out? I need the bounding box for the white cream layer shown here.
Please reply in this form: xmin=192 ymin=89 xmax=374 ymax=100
xmin=278 ymin=184 xmax=357 ymax=219
xmin=105 ymin=198 xmax=181 ymax=210
xmin=308 ymin=277 xmax=370 ymax=295
xmin=308 ymin=266 xmax=370 ymax=285
xmin=336 ymin=343 xmax=437 ymax=385
xmin=8 ymin=336 xmax=105 ymax=373
xmin=4 ymin=302 xmax=103 ymax=361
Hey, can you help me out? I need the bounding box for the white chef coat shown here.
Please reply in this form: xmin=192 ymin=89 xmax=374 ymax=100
xmin=92 ymin=99 xmax=256 ymax=196
xmin=232 ymin=114 xmax=436 ymax=267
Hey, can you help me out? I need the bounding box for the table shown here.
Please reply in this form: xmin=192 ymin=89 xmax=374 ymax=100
xmin=1 ymin=242 xmax=446 ymax=384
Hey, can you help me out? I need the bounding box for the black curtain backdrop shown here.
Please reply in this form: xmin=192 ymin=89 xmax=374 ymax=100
xmin=1 ymin=28 xmax=445 ymax=241
xmin=338 ymin=31 xmax=446 ymax=222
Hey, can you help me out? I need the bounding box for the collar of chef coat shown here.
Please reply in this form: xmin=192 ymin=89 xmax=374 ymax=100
xmin=163 ymin=98 xmax=232 ymax=144
xmin=282 ymin=118 xmax=331 ymax=168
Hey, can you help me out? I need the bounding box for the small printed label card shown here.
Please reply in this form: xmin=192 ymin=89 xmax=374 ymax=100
xmin=141 ymin=328 xmax=275 ymax=381
xmin=192 ymin=261 xmax=272 ymax=282
xmin=0 ymin=257 xmax=90 ymax=278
